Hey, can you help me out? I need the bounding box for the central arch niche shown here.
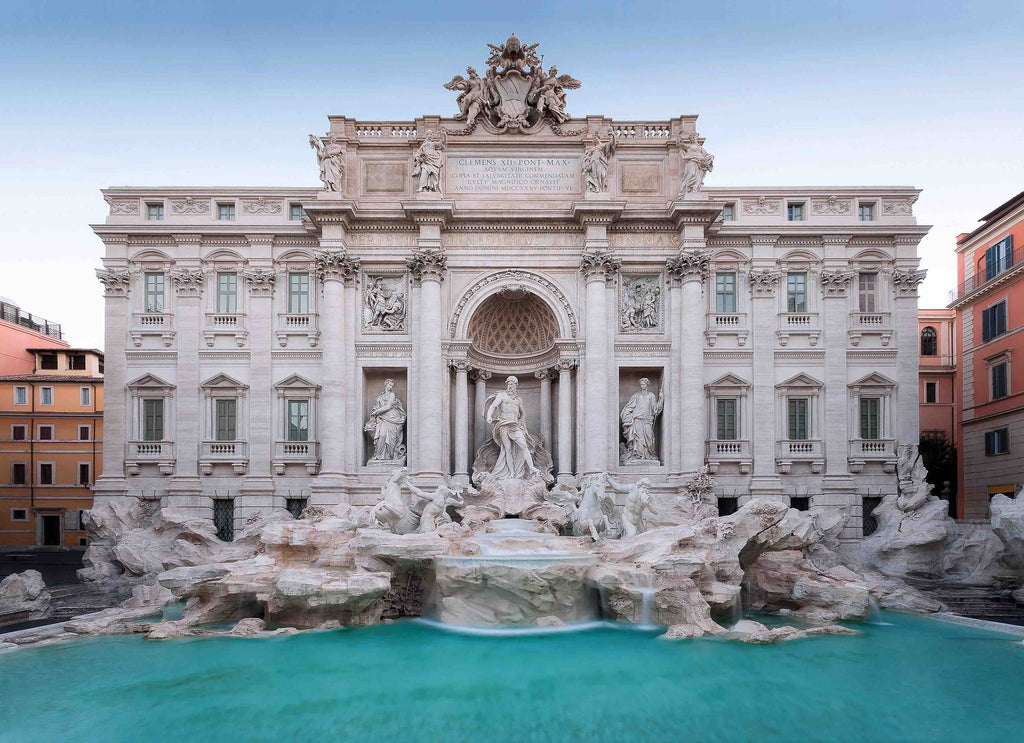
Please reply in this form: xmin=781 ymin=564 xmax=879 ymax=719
xmin=467 ymin=290 xmax=559 ymax=367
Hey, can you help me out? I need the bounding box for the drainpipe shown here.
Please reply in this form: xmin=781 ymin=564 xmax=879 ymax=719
xmin=29 ymin=381 xmax=35 ymax=516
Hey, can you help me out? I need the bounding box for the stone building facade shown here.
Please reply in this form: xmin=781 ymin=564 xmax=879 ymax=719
xmin=92 ymin=38 xmax=928 ymax=541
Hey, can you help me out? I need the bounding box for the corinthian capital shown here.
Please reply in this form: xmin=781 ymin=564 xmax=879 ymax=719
xmin=406 ymin=250 xmax=448 ymax=282
xmin=96 ymin=268 xmax=131 ymax=298
xmin=243 ymin=268 xmax=276 ymax=297
xmin=819 ymin=269 xmax=856 ymax=298
xmin=580 ymin=250 xmax=621 ymax=282
xmin=315 ymin=250 xmax=360 ymax=284
xmin=747 ymin=269 xmax=783 ymax=298
xmin=169 ymin=269 xmax=205 ymax=297
xmin=892 ymin=268 xmax=927 ymax=298
xmin=665 ymin=250 xmax=709 ymax=284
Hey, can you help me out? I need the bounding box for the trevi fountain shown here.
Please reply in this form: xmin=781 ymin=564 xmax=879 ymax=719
xmin=3 ymin=34 xmax=1024 ymax=743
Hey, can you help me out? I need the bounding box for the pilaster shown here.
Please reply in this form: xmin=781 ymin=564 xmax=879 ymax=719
xmin=242 ymin=239 xmax=276 ymax=500
xmin=747 ymin=235 xmax=784 ymax=496
xmin=94 ymin=265 xmax=132 ymax=501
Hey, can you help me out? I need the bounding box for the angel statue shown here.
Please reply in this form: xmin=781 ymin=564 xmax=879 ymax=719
xmin=308 ymin=134 xmax=346 ymax=193
xmin=412 ymin=129 xmax=446 ymax=193
xmin=530 ymin=66 xmax=581 ymax=124
xmin=443 ymin=66 xmax=492 ymax=125
xmin=582 ymin=135 xmax=616 ymax=193
xmin=678 ymin=132 xmax=714 ymax=195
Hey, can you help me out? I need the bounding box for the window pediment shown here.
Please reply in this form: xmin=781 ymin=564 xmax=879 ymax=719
xmin=848 ymin=372 xmax=896 ymax=391
xmin=706 ymin=373 xmax=751 ymax=394
xmin=127 ymin=373 xmax=175 ymax=391
xmin=274 ymin=373 xmax=321 ymax=395
xmin=777 ymin=372 xmax=823 ymax=392
xmin=201 ymin=373 xmax=249 ymax=395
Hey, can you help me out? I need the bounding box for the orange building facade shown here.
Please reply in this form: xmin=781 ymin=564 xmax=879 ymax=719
xmin=0 ymin=298 xmax=68 ymax=374
xmin=0 ymin=348 xmax=104 ymax=547
xmin=918 ymin=309 xmax=957 ymax=443
xmin=949 ymin=191 xmax=1024 ymax=519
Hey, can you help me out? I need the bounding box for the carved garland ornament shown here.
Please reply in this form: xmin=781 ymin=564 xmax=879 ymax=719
xmin=448 ymin=268 xmax=578 ymax=338
xmin=315 ymin=250 xmax=361 ymax=283
xmin=104 ymin=198 xmax=138 ymax=216
xmin=891 ymin=268 xmax=927 ymax=298
xmin=818 ymin=269 xmax=856 ymax=297
xmin=242 ymin=197 xmax=282 ymax=215
xmin=665 ymin=250 xmax=710 ymax=284
xmin=743 ymin=196 xmax=781 ymax=215
xmin=96 ymin=268 xmax=131 ymax=297
xmin=811 ymin=195 xmax=852 ymax=215
xmin=171 ymin=197 xmax=209 ymax=215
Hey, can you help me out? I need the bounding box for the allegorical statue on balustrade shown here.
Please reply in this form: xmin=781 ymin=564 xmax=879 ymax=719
xmin=620 ymin=378 xmax=664 ymax=464
xmin=308 ymin=134 xmax=346 ymax=192
xmin=412 ymin=129 xmax=446 ymax=193
xmin=364 ymin=379 xmax=407 ymax=465
xmin=678 ymin=132 xmax=714 ymax=195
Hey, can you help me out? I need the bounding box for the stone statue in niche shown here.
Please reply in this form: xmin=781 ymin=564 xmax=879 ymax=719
xmin=582 ymin=135 xmax=615 ymax=193
xmin=678 ymin=132 xmax=714 ymax=195
xmin=620 ymin=378 xmax=664 ymax=464
xmin=412 ymin=129 xmax=446 ymax=193
xmin=308 ymin=134 xmax=346 ymax=192
xmin=364 ymin=379 xmax=407 ymax=465
xmin=620 ymin=277 xmax=661 ymax=331
xmin=364 ymin=277 xmax=407 ymax=331
xmin=484 ymin=375 xmax=541 ymax=480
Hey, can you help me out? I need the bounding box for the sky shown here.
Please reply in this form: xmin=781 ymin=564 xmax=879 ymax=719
xmin=1 ymin=0 xmax=1022 ymax=349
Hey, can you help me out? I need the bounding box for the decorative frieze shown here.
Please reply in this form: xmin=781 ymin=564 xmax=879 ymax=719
xmin=96 ymin=268 xmax=131 ymax=297
xmin=614 ymin=342 xmax=671 ymax=357
xmin=171 ymin=197 xmax=209 ymax=215
xmin=742 ymin=196 xmax=781 ymax=215
xmin=580 ymin=250 xmax=622 ymax=281
xmin=406 ymin=250 xmax=447 ymax=282
xmin=170 ymin=269 xmax=205 ymax=297
xmin=819 ymin=269 xmax=856 ymax=297
xmin=665 ymin=250 xmax=709 ymax=284
xmin=354 ymin=342 xmax=414 ymax=359
xmin=891 ymin=268 xmax=927 ymax=298
xmin=747 ymin=269 xmax=782 ymax=297
xmin=243 ymin=268 xmax=276 ymax=297
xmin=104 ymin=197 xmax=138 ymax=215
xmin=811 ymin=196 xmax=852 ymax=215
xmin=315 ymin=250 xmax=361 ymax=283
xmin=882 ymin=198 xmax=916 ymax=216
xmin=241 ymin=197 xmax=283 ymax=214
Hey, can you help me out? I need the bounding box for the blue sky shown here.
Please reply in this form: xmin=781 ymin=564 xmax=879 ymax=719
xmin=2 ymin=0 xmax=1022 ymax=348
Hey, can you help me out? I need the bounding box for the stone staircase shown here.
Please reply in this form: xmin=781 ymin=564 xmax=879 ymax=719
xmin=924 ymin=585 xmax=1024 ymax=626
xmin=45 ymin=583 xmax=116 ymax=622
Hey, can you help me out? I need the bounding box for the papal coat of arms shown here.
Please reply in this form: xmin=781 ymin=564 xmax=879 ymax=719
xmin=443 ymin=34 xmax=582 ymax=133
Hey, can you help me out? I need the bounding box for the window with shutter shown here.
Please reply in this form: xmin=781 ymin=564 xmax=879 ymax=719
xmin=992 ymin=362 xmax=1009 ymax=400
xmin=858 ymin=273 xmax=877 ymax=313
xmin=859 ymin=397 xmax=880 ymax=439
xmin=143 ymin=399 xmax=164 ymax=441
xmin=787 ymin=398 xmax=808 ymax=440
xmin=716 ymin=399 xmax=737 ymax=440
xmin=215 ymin=399 xmax=237 ymax=441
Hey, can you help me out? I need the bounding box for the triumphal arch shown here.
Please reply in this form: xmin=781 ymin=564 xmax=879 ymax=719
xmin=93 ymin=35 xmax=929 ymax=541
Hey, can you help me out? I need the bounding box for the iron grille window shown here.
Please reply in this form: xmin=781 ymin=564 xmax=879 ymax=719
xmin=715 ymin=273 xmax=736 ymax=313
xmin=716 ymin=398 xmax=737 ymax=440
xmin=786 ymin=273 xmax=807 ymax=312
xmin=920 ymin=326 xmax=937 ymax=356
xmin=38 ymin=426 xmax=53 ymax=441
xmin=717 ymin=497 xmax=738 ymax=517
xmin=288 ymin=272 xmax=310 ymax=313
xmin=217 ymin=273 xmax=237 ymax=313
xmin=286 ymin=498 xmax=308 ymax=519
xmin=862 ymin=496 xmax=883 ymax=536
xmin=790 ymin=496 xmax=810 ymax=512
xmin=213 ymin=500 xmax=234 ymax=542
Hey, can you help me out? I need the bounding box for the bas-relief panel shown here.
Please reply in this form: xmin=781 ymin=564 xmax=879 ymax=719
xmin=619 ymin=274 xmax=664 ymax=334
xmin=362 ymin=274 xmax=408 ymax=333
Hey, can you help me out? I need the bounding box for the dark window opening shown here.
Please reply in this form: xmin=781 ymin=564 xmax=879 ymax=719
xmin=78 ymin=463 xmax=90 ymax=486
xmin=920 ymin=326 xmax=937 ymax=356
xmin=790 ymin=496 xmax=811 ymax=512
xmin=286 ymin=498 xmax=308 ymax=519
xmin=38 ymin=426 xmax=53 ymax=441
xmin=40 ymin=354 xmax=58 ymax=370
xmin=985 ymin=428 xmax=1010 ymax=456
xmin=11 ymin=463 xmax=27 ymax=485
xmin=39 ymin=463 xmax=54 ymax=485
xmin=213 ymin=500 xmax=235 ymax=542
xmin=69 ymin=354 xmax=86 ymax=370
xmin=925 ymin=382 xmax=937 ymax=403
xmin=717 ymin=497 xmax=739 ymax=517
xmin=12 ymin=425 xmax=26 ymax=441
xmin=41 ymin=515 xmax=61 ymax=546
xmin=863 ymin=496 xmax=883 ymax=537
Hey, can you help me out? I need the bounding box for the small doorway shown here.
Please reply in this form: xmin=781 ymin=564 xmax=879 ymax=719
xmin=41 ymin=514 xmax=62 ymax=547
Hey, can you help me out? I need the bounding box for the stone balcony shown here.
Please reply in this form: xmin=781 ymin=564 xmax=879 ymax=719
xmin=848 ymin=438 xmax=897 ymax=473
xmin=706 ymin=439 xmax=752 ymax=474
xmin=203 ymin=313 xmax=248 ymax=348
xmin=705 ymin=313 xmax=749 ymax=347
xmin=776 ymin=312 xmax=820 ymax=347
xmin=276 ymin=313 xmax=320 ymax=348
xmin=130 ymin=312 xmax=175 ymax=347
xmin=273 ymin=440 xmax=320 ymax=475
xmin=126 ymin=440 xmax=175 ymax=476
xmin=848 ymin=312 xmax=893 ymax=347
xmin=775 ymin=439 xmax=823 ymax=474
xmin=200 ymin=440 xmax=249 ymax=475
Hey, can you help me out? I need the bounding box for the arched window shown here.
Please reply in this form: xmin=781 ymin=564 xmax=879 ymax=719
xmin=921 ymin=326 xmax=938 ymax=356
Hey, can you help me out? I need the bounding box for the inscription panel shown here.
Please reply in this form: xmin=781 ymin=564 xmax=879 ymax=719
xmin=447 ymin=157 xmax=580 ymax=193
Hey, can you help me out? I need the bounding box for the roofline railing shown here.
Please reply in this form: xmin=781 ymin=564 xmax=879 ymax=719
xmin=949 ymin=244 xmax=1024 ymax=303
xmin=0 ymin=301 xmax=63 ymax=340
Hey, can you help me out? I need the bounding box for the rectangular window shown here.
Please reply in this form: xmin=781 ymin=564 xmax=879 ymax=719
xmin=859 ymin=397 xmax=881 ymax=439
xmin=78 ymin=463 xmax=90 ymax=486
xmin=925 ymin=382 xmax=937 ymax=403
xmin=11 ymin=463 xmax=27 ymax=486
xmin=858 ymin=272 xmax=878 ymax=313
xmin=146 ymin=202 xmax=164 ymax=221
xmin=81 ymin=386 xmax=91 ymax=406
xmin=858 ymin=203 xmax=875 ymax=222
xmin=217 ymin=202 xmax=235 ymax=221
xmin=985 ymin=428 xmax=1010 ymax=456
xmin=39 ymin=463 xmax=54 ymax=485
xmin=787 ymin=203 xmax=805 ymax=221
xmin=290 ymin=204 xmax=304 ymax=221
xmin=14 ymin=386 xmax=27 ymax=405
xmin=286 ymin=498 xmax=308 ymax=519
xmin=213 ymin=500 xmax=235 ymax=542
xmin=716 ymin=398 xmax=738 ymax=440
xmin=79 ymin=425 xmax=91 ymax=441
xmin=992 ymin=361 xmax=1009 ymax=400
xmin=11 ymin=508 xmax=28 ymax=522
xmin=143 ymin=399 xmax=164 ymax=441
xmin=790 ymin=496 xmax=811 ymax=512
xmin=982 ymin=300 xmax=1008 ymax=342
xmin=38 ymin=425 xmax=53 ymax=441
xmin=216 ymin=272 xmax=238 ymax=313
xmin=215 ymin=399 xmax=237 ymax=441
xmin=144 ymin=272 xmax=165 ymax=312
xmin=287 ymin=399 xmax=309 ymax=442
xmin=40 ymin=387 xmax=53 ymax=405
xmin=288 ymin=272 xmax=310 ymax=314
xmin=12 ymin=425 xmax=26 ymax=441
xmin=984 ymin=236 xmax=1013 ymax=281
xmin=717 ymin=497 xmax=738 ymax=517
xmin=787 ymin=273 xmax=807 ymax=313
xmin=715 ymin=273 xmax=736 ymax=313
xmin=40 ymin=354 xmax=58 ymax=370
xmin=70 ymin=354 xmax=86 ymax=370
xmin=787 ymin=398 xmax=809 ymax=440
xmin=720 ymin=203 xmax=735 ymax=221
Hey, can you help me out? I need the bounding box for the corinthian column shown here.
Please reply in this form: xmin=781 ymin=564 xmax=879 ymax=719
xmin=315 ymin=249 xmax=360 ymax=475
xmin=452 ymin=360 xmax=470 ymax=484
xmin=407 ymin=249 xmax=448 ymax=478
xmin=556 ymin=359 xmax=575 ymax=480
xmin=473 ymin=369 xmax=491 ymax=455
xmin=94 ymin=266 xmax=132 ymax=503
xmin=580 ymin=250 xmax=621 ymax=474
xmin=536 ymin=369 xmax=553 ymax=452
xmin=667 ymin=250 xmax=709 ymax=473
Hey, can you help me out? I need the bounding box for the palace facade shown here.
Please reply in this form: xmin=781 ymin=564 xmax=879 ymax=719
xmin=92 ymin=38 xmax=928 ymax=542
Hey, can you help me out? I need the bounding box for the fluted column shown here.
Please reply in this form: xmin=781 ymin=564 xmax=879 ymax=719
xmin=473 ymin=370 xmax=491 ymax=456
xmin=536 ymin=369 xmax=553 ymax=452
xmin=581 ymin=251 xmax=621 ymax=474
xmin=667 ymin=250 xmax=709 ymax=473
xmin=408 ymin=250 xmax=448 ymax=478
xmin=452 ymin=360 xmax=470 ymax=483
xmin=315 ymin=249 xmax=360 ymax=476
xmin=556 ymin=359 xmax=574 ymax=480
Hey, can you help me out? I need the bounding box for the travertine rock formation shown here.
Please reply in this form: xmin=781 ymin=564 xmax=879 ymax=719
xmin=0 ymin=570 xmax=52 ymax=623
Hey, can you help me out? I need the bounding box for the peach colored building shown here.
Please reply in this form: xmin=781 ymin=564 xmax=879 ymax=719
xmin=0 ymin=347 xmax=104 ymax=547
xmin=0 ymin=298 xmax=67 ymax=375
xmin=949 ymin=190 xmax=1024 ymax=519
xmin=918 ymin=308 xmax=956 ymax=443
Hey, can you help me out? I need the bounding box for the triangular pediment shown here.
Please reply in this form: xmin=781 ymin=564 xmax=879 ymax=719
xmin=777 ymin=372 xmax=823 ymax=390
xmin=201 ymin=373 xmax=248 ymax=390
xmin=274 ymin=373 xmax=320 ymax=391
xmin=706 ymin=372 xmax=750 ymax=390
xmin=127 ymin=373 xmax=175 ymax=390
xmin=849 ymin=372 xmax=897 ymax=389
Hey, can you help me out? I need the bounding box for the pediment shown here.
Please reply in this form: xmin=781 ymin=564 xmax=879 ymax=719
xmin=777 ymin=372 xmax=823 ymax=390
xmin=274 ymin=373 xmax=321 ymax=391
xmin=849 ymin=372 xmax=897 ymax=389
xmin=706 ymin=372 xmax=750 ymax=390
xmin=127 ymin=373 xmax=175 ymax=390
xmin=201 ymin=373 xmax=249 ymax=391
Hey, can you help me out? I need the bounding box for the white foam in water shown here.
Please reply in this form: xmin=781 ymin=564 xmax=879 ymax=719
xmin=413 ymin=617 xmax=611 ymax=637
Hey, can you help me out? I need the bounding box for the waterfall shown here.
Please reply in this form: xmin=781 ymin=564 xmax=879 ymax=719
xmin=638 ymin=587 xmax=656 ymax=627
xmin=730 ymin=591 xmax=743 ymax=627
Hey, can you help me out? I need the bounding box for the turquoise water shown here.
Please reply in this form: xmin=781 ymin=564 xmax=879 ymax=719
xmin=1 ymin=612 xmax=1022 ymax=743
